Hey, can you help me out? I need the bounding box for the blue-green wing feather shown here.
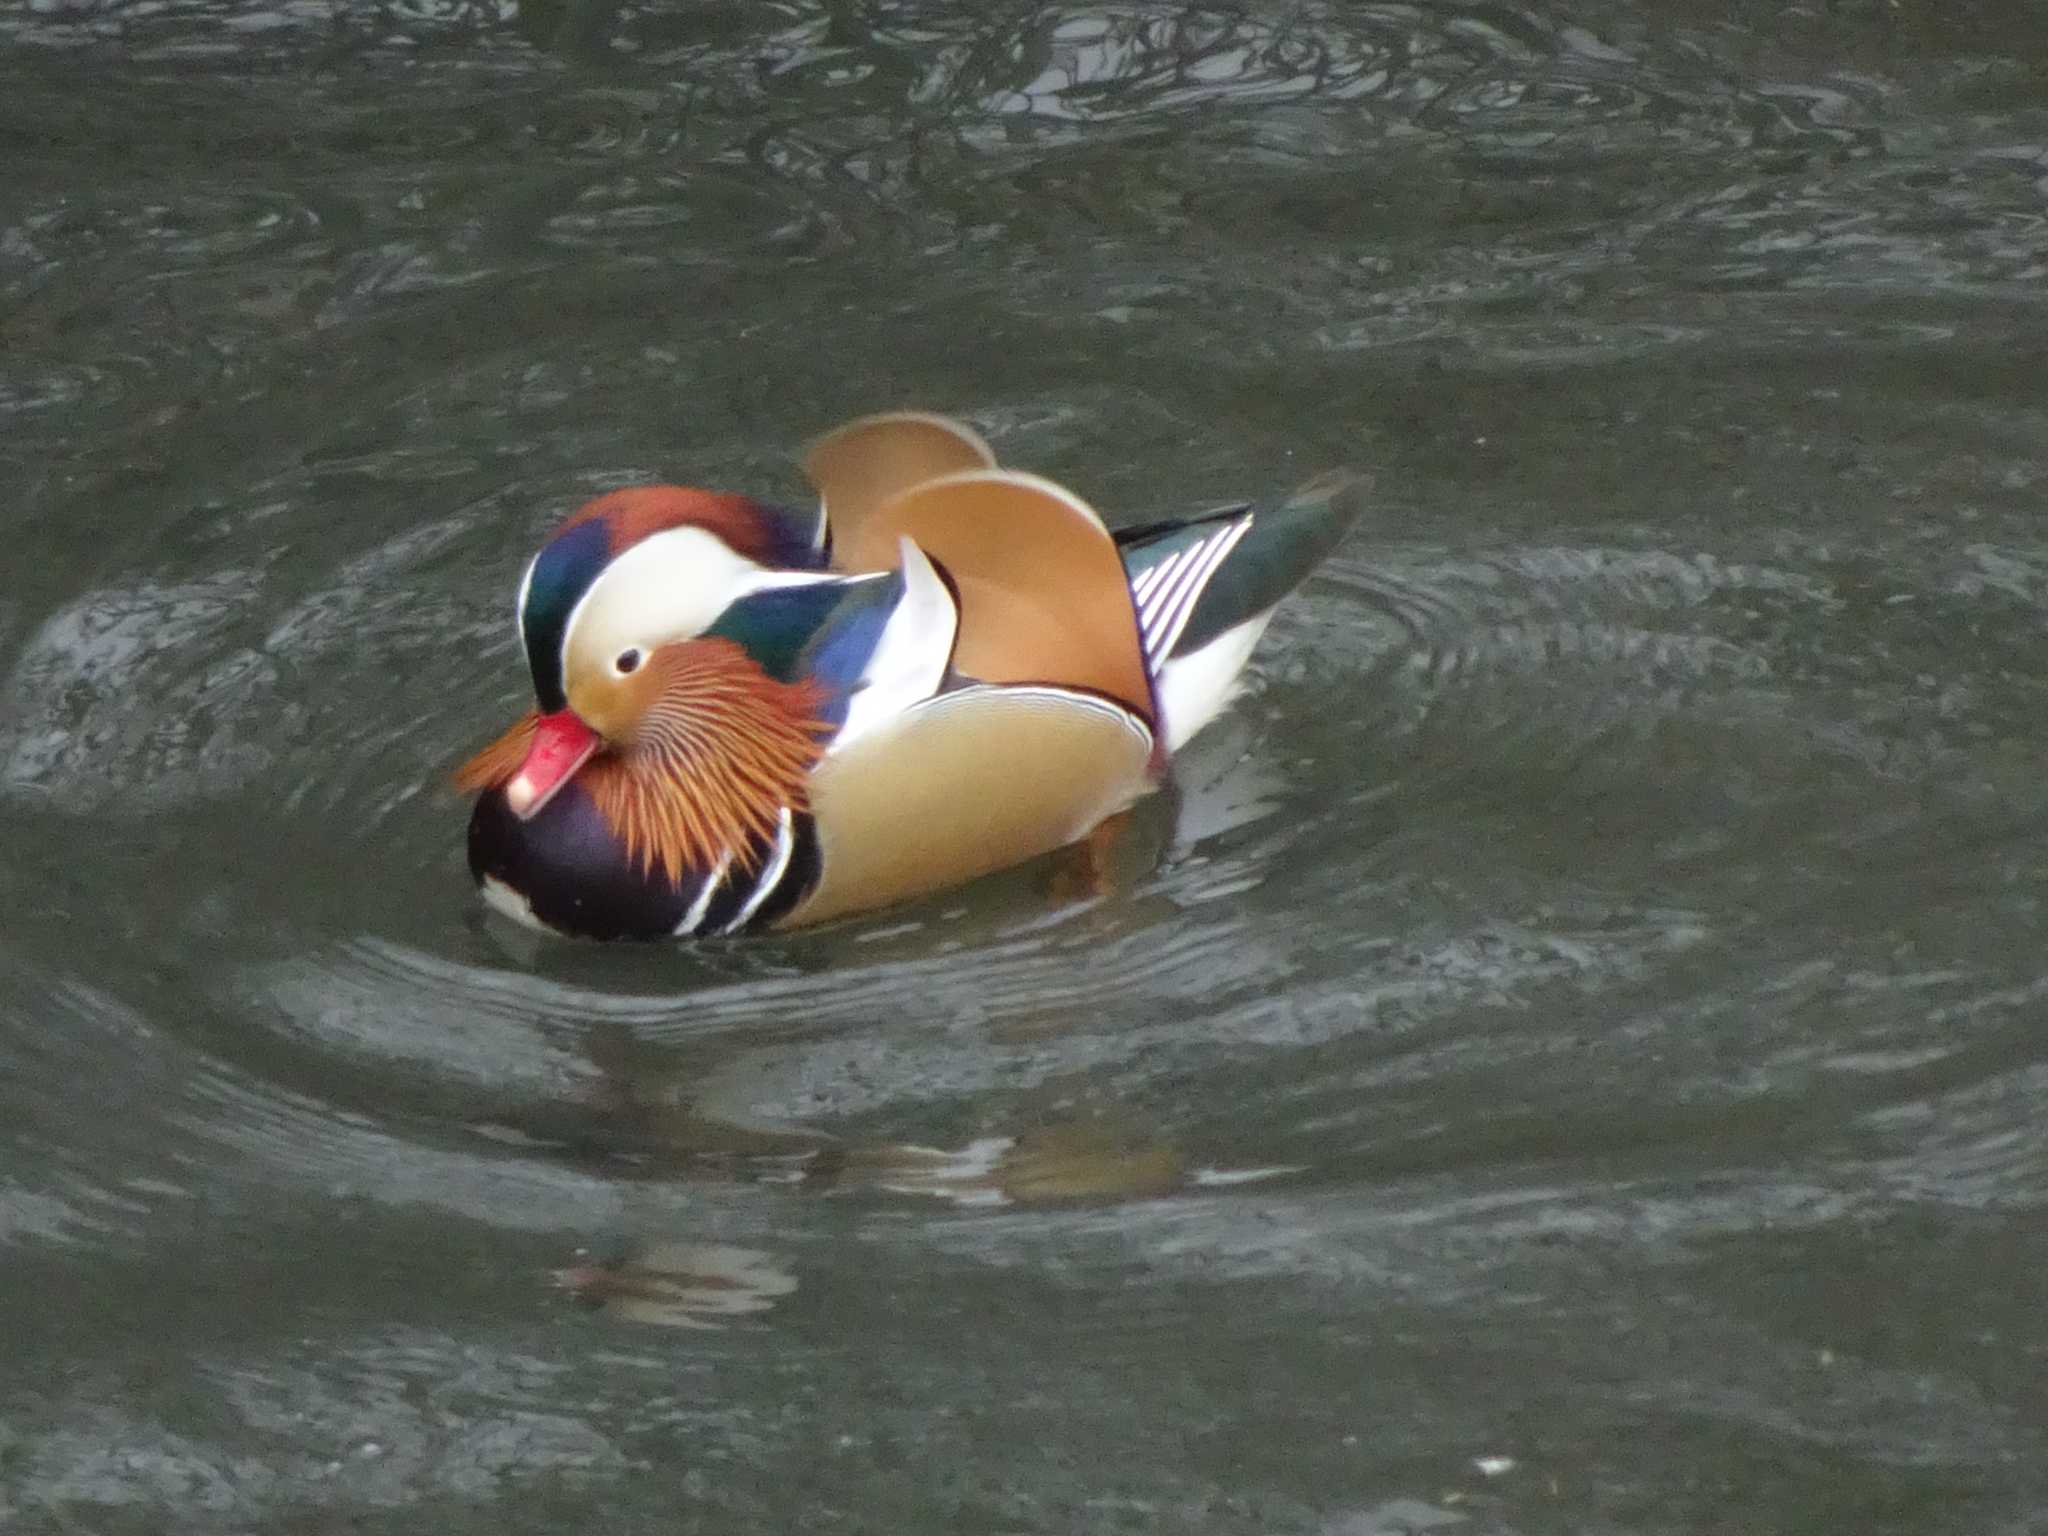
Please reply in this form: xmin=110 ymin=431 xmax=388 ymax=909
xmin=706 ymin=575 xmax=898 ymax=728
xmin=707 ymin=556 xmax=956 ymax=739
xmin=1116 ymin=472 xmax=1366 ymax=668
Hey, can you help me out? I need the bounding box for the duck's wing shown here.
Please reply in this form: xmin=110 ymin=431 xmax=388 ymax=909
xmin=699 ymin=524 xmax=1154 ymax=929
xmin=775 ymin=468 xmax=1164 ymax=928
xmin=838 ymin=468 xmax=1157 ymax=724
xmin=1116 ymin=470 xmax=1370 ymax=751
xmin=695 ymin=550 xmax=959 ymax=744
xmin=803 ymin=412 xmax=1153 ymax=719
xmin=802 ymin=411 xmax=997 ymax=564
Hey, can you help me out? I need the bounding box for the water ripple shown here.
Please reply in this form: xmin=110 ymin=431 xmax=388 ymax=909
xmin=4 ymin=1 xmax=2048 ymax=1529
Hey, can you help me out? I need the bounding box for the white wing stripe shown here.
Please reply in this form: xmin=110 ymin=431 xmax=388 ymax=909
xmin=1135 ymin=547 xmax=1190 ymax=626
xmin=1143 ymin=530 xmax=1230 ymax=636
xmin=1135 ymin=554 xmax=1191 ymax=659
xmin=1130 ymin=553 xmax=1175 ymax=605
xmin=1135 ymin=518 xmax=1251 ymax=670
xmin=1145 ymin=542 xmax=1210 ymax=639
xmin=1166 ymin=519 xmax=1252 ymax=659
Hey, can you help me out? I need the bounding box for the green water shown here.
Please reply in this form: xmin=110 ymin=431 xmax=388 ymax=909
xmin=4 ymin=2 xmax=2047 ymax=1531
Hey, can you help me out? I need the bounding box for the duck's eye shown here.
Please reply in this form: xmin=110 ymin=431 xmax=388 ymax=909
xmin=615 ymin=648 xmax=643 ymax=675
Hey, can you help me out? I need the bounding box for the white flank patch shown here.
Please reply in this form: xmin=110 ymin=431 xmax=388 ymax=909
xmin=1154 ymin=611 xmax=1274 ymax=753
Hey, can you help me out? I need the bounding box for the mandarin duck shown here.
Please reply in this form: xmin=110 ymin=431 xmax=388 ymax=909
xmin=457 ymin=413 xmax=1363 ymax=939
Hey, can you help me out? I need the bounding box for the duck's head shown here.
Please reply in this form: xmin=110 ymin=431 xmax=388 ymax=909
xmin=457 ymin=487 xmax=833 ymax=880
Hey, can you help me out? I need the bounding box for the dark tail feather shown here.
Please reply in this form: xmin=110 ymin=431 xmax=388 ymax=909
xmin=1168 ymin=470 xmax=1369 ymax=658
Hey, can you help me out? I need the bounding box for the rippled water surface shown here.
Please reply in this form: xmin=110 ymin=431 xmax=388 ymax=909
xmin=6 ymin=1 xmax=2048 ymax=1531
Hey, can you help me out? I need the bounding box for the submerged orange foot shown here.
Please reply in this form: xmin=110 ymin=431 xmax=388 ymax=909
xmin=1045 ymin=808 xmax=1146 ymax=905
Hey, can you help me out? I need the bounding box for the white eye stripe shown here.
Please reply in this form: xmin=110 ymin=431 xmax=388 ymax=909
xmin=561 ymin=527 xmax=855 ymax=695
xmin=561 ymin=527 xmax=760 ymax=690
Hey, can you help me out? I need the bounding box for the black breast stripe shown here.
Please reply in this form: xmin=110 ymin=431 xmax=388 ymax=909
xmin=673 ymin=810 xmax=821 ymax=937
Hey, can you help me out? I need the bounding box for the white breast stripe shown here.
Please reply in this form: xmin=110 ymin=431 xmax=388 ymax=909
xmin=722 ymin=808 xmax=797 ymax=935
xmin=676 ymin=851 xmax=734 ymax=936
xmin=1155 ymin=611 xmax=1273 ymax=752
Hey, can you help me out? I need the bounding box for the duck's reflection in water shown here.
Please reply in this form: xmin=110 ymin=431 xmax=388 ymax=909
xmin=832 ymin=1121 xmax=1189 ymax=1206
xmin=556 ymin=1242 xmax=797 ymax=1329
xmin=537 ymin=995 xmax=1316 ymax=1325
xmin=540 ymin=1117 xmax=1191 ymax=1328
xmin=550 ymin=1116 xmax=1305 ymax=1325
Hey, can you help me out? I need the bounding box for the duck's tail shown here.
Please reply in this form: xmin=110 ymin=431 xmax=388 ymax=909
xmin=1116 ymin=470 xmax=1369 ymax=753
